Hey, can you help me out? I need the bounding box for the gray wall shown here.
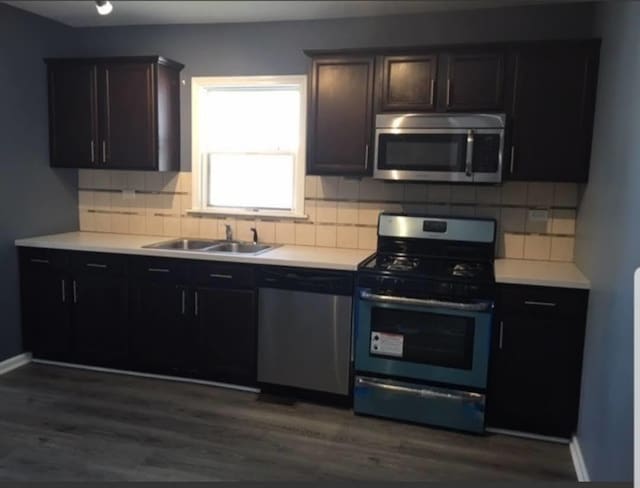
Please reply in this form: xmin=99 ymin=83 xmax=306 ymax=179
xmin=574 ymin=1 xmax=639 ymax=481
xmin=0 ymin=4 xmax=79 ymax=361
xmin=76 ymin=2 xmax=595 ymax=171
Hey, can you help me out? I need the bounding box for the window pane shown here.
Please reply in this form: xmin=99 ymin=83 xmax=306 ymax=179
xmin=201 ymin=87 xmax=300 ymax=153
xmin=207 ymin=153 xmax=295 ymax=210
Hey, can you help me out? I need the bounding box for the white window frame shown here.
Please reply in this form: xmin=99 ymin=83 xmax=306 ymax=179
xmin=190 ymin=75 xmax=307 ymax=219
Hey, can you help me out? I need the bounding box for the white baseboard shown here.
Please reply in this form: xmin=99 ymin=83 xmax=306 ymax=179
xmin=486 ymin=427 xmax=569 ymax=444
xmin=31 ymin=359 xmax=260 ymax=394
xmin=0 ymin=352 xmax=32 ymax=375
xmin=570 ymin=435 xmax=590 ymax=482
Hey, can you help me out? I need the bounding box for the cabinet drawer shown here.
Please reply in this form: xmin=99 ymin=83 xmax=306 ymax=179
xmin=129 ymin=256 xmax=190 ymax=281
xmin=497 ymin=284 xmax=588 ymax=318
xmin=191 ymin=261 xmax=255 ymax=289
xmin=69 ymin=251 xmax=128 ymax=276
xmin=19 ymin=248 xmax=68 ymax=271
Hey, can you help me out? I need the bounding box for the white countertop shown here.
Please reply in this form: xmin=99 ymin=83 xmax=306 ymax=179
xmin=15 ymin=232 xmax=591 ymax=288
xmin=495 ymin=259 xmax=590 ymax=290
xmin=15 ymin=232 xmax=374 ymax=272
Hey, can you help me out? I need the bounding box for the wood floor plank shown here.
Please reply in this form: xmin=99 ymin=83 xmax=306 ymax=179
xmin=0 ymin=364 xmax=575 ymax=481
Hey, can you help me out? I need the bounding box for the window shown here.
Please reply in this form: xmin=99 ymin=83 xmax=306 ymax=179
xmin=191 ymin=75 xmax=307 ymax=218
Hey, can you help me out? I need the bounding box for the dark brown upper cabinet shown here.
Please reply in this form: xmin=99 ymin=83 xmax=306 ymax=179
xmin=440 ymin=51 xmax=505 ymax=111
xmin=46 ymin=56 xmax=183 ymax=171
xmin=47 ymin=63 xmax=98 ymax=168
xmin=379 ymin=54 xmax=438 ymax=111
xmin=505 ymin=41 xmax=599 ymax=182
xmin=307 ymin=56 xmax=375 ymax=176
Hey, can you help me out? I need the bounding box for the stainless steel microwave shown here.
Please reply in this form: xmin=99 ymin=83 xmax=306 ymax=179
xmin=373 ymin=113 xmax=505 ymax=183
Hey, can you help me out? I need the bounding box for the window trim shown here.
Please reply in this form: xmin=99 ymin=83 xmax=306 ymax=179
xmin=190 ymin=74 xmax=308 ymax=219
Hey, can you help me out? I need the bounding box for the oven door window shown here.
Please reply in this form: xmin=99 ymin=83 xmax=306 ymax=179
xmin=370 ymin=307 xmax=475 ymax=370
xmin=377 ymin=133 xmax=467 ymax=172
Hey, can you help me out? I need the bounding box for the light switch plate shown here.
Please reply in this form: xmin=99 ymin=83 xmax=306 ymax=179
xmin=122 ymin=189 xmax=136 ymax=200
xmin=528 ymin=209 xmax=549 ymax=221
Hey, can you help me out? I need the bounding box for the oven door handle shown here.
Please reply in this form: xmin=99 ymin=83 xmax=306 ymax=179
xmin=359 ymin=290 xmax=492 ymax=312
xmin=356 ymin=377 xmax=483 ymax=402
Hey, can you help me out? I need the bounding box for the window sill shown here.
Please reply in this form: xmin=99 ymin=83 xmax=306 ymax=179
xmin=187 ymin=208 xmax=308 ymax=220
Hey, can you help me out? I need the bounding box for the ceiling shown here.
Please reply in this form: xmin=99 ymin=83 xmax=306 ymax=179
xmin=5 ymin=0 xmax=584 ymax=28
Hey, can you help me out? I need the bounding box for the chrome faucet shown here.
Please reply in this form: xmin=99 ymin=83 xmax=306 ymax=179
xmin=225 ymin=224 xmax=233 ymax=241
xmin=250 ymin=227 xmax=258 ymax=245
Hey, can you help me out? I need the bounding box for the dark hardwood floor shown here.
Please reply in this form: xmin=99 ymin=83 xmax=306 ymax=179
xmin=0 ymin=364 xmax=575 ymax=481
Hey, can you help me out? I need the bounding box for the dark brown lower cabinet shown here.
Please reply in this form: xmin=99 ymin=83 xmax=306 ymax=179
xmin=195 ymin=287 xmax=257 ymax=386
xmin=19 ymin=249 xmax=72 ymax=362
xmin=129 ymin=258 xmax=196 ymax=377
xmin=19 ymin=248 xmax=258 ymax=388
xmin=487 ymin=284 xmax=589 ymax=438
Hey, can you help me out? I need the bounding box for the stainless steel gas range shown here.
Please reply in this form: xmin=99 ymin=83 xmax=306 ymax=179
xmin=353 ymin=213 xmax=497 ymax=433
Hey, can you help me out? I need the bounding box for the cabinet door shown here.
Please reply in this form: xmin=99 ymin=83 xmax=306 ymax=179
xmin=506 ymin=42 xmax=599 ymax=182
xmin=130 ymin=279 xmax=194 ymax=377
xmin=380 ymin=55 xmax=437 ymax=111
xmin=99 ymin=62 xmax=157 ymax=169
xmin=308 ymin=56 xmax=374 ymax=176
xmin=47 ymin=63 xmax=98 ymax=167
xmin=442 ymin=51 xmax=504 ymax=111
xmin=71 ymin=269 xmax=129 ymax=368
xmin=19 ymin=252 xmax=72 ymax=361
xmin=194 ymin=287 xmax=257 ymax=386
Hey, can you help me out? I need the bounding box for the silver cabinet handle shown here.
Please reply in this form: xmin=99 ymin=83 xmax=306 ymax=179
xmin=364 ymin=144 xmax=369 ymax=170
xmin=102 ymin=140 xmax=106 ymax=163
xmin=194 ymin=291 xmax=199 ymax=317
xmin=72 ymin=280 xmax=77 ymax=304
xmin=148 ymin=268 xmax=170 ymax=273
xmin=465 ymin=129 xmax=474 ymax=177
xmin=429 ymin=78 xmax=435 ymax=106
xmin=86 ymin=263 xmax=107 ymax=269
xmin=209 ymin=273 xmax=232 ymax=280
xmin=510 ymin=145 xmax=515 ymax=174
xmin=61 ymin=279 xmax=66 ymax=303
xmin=359 ymin=290 xmax=491 ymax=312
xmin=181 ymin=289 xmax=186 ymax=315
xmin=499 ymin=321 xmax=504 ymax=350
xmin=30 ymin=258 xmax=49 ymax=264
xmin=446 ymin=78 xmax=451 ymax=107
xmin=524 ymin=300 xmax=557 ymax=307
xmin=356 ymin=377 xmax=483 ymax=402
xmin=90 ymin=140 xmax=95 ymax=164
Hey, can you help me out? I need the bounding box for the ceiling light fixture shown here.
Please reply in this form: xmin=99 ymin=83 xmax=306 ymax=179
xmin=95 ymin=1 xmax=113 ymax=16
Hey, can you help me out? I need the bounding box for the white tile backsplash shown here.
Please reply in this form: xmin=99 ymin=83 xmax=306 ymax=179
xmin=78 ymin=172 xmax=578 ymax=262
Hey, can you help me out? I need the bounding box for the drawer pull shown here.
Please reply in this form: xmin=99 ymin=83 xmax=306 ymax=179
xmin=148 ymin=268 xmax=170 ymax=273
xmin=86 ymin=263 xmax=108 ymax=269
xmin=210 ymin=273 xmax=232 ymax=280
xmin=524 ymin=300 xmax=557 ymax=307
xmin=30 ymin=258 xmax=49 ymax=264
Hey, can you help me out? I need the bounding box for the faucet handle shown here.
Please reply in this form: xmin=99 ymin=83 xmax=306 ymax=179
xmin=250 ymin=227 xmax=258 ymax=244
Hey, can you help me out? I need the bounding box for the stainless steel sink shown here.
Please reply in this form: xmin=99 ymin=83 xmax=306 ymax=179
xmin=142 ymin=238 xmax=275 ymax=255
xmin=143 ymin=238 xmax=221 ymax=251
xmin=208 ymin=242 xmax=273 ymax=254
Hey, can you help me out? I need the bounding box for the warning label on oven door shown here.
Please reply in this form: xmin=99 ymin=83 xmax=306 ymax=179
xmin=370 ymin=332 xmax=404 ymax=358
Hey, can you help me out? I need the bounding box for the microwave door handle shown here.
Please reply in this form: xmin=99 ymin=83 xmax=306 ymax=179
xmin=465 ymin=129 xmax=474 ymax=177
xmin=359 ymin=290 xmax=491 ymax=312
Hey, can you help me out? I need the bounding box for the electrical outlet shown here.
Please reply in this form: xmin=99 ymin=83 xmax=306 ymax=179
xmin=122 ymin=189 xmax=136 ymax=201
xmin=528 ymin=209 xmax=549 ymax=221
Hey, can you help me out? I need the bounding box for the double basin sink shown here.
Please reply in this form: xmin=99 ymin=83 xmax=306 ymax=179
xmin=143 ymin=238 xmax=275 ymax=255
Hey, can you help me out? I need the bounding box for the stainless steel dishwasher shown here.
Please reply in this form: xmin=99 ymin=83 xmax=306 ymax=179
xmin=257 ymin=267 xmax=354 ymax=396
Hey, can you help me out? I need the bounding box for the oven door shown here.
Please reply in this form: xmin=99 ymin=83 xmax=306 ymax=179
xmin=374 ymin=128 xmax=503 ymax=183
xmin=355 ymin=290 xmax=493 ymax=389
